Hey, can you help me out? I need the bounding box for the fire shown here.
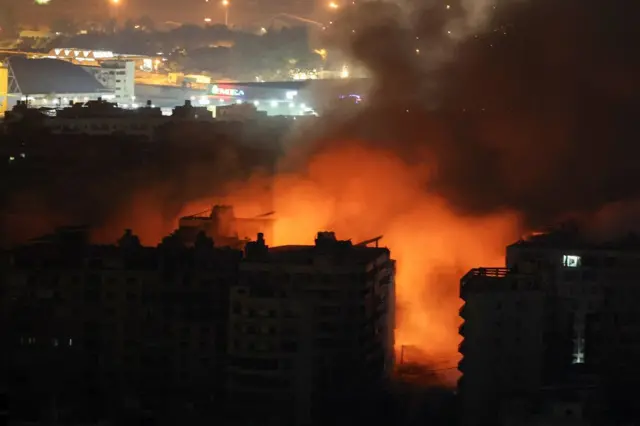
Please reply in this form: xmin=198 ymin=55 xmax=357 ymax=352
xmin=178 ymin=142 xmax=522 ymax=381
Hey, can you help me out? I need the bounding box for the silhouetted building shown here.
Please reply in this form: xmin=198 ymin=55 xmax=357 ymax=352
xmin=506 ymin=230 xmax=640 ymax=364
xmin=459 ymin=229 xmax=640 ymax=426
xmin=1 ymin=225 xmax=394 ymax=425
xmin=46 ymin=98 xmax=163 ymax=139
xmin=226 ymin=232 xmax=395 ymax=426
xmin=458 ymin=267 xmax=569 ymax=426
xmin=0 ymin=388 xmax=7 ymax=426
xmin=171 ymin=99 xmax=213 ymax=120
xmin=176 ymin=205 xmax=275 ymax=249
xmin=2 ymin=226 xmax=241 ymax=423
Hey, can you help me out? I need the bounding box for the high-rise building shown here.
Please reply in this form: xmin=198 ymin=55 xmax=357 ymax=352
xmin=459 ymin=229 xmax=640 ymax=425
xmin=2 ymin=226 xmax=241 ymax=422
xmin=0 ymin=224 xmax=395 ymax=425
xmin=226 ymin=232 xmax=395 ymax=426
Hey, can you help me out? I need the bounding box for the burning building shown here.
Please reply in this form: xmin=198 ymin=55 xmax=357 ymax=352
xmin=176 ymin=205 xmax=275 ymax=249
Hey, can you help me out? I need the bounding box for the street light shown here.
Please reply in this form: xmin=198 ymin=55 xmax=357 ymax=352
xmin=328 ymin=1 xmax=339 ymax=9
xmin=221 ymin=0 xmax=230 ymax=26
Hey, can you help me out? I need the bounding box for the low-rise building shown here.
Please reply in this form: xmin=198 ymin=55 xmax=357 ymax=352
xmin=83 ymin=60 xmax=136 ymax=104
xmin=44 ymin=98 xmax=163 ymax=139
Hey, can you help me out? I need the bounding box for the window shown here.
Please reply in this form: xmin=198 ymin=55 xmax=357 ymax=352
xmin=563 ymin=255 xmax=581 ymax=268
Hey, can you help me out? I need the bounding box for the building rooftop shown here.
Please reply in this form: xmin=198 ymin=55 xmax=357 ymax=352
xmin=11 ymin=227 xmax=242 ymax=270
xmin=8 ymin=56 xmax=110 ymax=95
xmin=509 ymin=227 xmax=640 ymax=252
xmin=460 ymin=267 xmax=542 ymax=296
xmin=244 ymin=231 xmax=390 ymax=265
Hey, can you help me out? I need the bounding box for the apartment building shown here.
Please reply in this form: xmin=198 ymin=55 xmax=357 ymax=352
xmin=226 ymin=232 xmax=395 ymax=426
xmin=458 ymin=267 xmax=567 ymax=426
xmin=459 ymin=228 xmax=640 ymax=426
xmin=176 ymin=205 xmax=275 ymax=249
xmin=2 ymin=227 xmax=241 ymax=423
xmin=505 ymin=230 xmax=640 ymax=365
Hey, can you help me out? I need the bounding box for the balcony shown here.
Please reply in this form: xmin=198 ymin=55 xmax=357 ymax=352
xmin=458 ymin=357 xmax=466 ymax=373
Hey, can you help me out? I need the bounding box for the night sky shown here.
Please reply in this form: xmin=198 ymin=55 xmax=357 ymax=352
xmin=5 ymin=0 xmax=319 ymax=26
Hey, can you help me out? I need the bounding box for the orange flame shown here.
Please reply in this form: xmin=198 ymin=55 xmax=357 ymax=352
xmin=177 ymin=142 xmax=522 ymax=382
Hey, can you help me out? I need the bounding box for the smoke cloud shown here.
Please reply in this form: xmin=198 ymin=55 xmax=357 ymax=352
xmin=3 ymin=0 xmax=639 ymax=383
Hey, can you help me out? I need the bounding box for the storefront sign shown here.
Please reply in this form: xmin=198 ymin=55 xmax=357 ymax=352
xmin=210 ymin=85 xmax=245 ymax=97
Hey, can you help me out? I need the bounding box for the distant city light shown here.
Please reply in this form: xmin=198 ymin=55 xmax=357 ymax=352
xmin=35 ymin=0 xmax=51 ymax=5
xmin=328 ymin=1 xmax=339 ymax=9
xmin=204 ymin=17 xmax=212 ymax=22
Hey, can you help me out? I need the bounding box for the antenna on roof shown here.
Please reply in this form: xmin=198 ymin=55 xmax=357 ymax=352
xmin=184 ymin=208 xmax=212 ymax=219
xmin=355 ymin=235 xmax=383 ymax=248
xmin=254 ymin=211 xmax=275 ymax=218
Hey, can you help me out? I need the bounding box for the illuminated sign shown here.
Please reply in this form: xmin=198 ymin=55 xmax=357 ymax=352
xmin=210 ymin=85 xmax=245 ymax=97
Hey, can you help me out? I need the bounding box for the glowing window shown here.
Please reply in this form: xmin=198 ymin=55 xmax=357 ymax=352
xmin=563 ymin=255 xmax=581 ymax=268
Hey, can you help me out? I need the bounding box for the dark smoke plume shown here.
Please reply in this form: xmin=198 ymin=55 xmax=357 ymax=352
xmin=310 ymin=0 xmax=640 ymax=229
xmin=5 ymin=0 xmax=638 ymax=240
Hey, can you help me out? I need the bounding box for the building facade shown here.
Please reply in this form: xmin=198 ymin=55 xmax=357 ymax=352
xmin=0 ymin=226 xmax=395 ymax=425
xmin=84 ymin=60 xmax=136 ymax=104
xmin=458 ymin=267 xmax=561 ymax=426
xmin=2 ymin=227 xmax=240 ymax=423
xmin=459 ymin=229 xmax=640 ymax=425
xmin=226 ymin=232 xmax=395 ymax=426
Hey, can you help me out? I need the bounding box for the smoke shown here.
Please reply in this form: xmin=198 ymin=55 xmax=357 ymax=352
xmin=4 ymin=0 xmax=640 ymax=383
xmin=195 ymin=0 xmax=638 ymax=377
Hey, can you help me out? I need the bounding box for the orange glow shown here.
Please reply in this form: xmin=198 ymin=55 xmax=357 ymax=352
xmin=176 ymin=142 xmax=522 ymax=382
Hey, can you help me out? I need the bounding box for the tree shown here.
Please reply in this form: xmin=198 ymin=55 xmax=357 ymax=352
xmin=50 ymin=17 xmax=78 ymax=35
xmin=137 ymin=15 xmax=155 ymax=32
xmin=0 ymin=4 xmax=17 ymax=36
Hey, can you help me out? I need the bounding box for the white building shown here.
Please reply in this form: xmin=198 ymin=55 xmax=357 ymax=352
xmin=83 ymin=60 xmax=135 ymax=104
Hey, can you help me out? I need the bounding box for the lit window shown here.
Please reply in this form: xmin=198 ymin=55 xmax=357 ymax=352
xmin=563 ymin=255 xmax=581 ymax=268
